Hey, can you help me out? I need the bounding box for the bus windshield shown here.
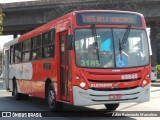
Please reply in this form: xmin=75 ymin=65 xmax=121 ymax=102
xmin=74 ymin=28 xmax=149 ymax=68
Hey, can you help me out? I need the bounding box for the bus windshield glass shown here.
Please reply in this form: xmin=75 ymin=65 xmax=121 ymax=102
xmin=74 ymin=28 xmax=149 ymax=68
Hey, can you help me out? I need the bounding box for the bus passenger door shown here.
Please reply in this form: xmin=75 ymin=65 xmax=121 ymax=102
xmin=60 ymin=31 xmax=70 ymax=101
xmin=3 ymin=50 xmax=10 ymax=90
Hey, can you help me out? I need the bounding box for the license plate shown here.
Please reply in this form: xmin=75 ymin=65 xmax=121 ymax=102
xmin=109 ymin=94 xmax=122 ymax=99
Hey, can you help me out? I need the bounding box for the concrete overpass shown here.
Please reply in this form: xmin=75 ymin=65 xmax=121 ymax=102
xmin=1 ymin=0 xmax=160 ymax=66
xmin=2 ymin=0 xmax=160 ymax=35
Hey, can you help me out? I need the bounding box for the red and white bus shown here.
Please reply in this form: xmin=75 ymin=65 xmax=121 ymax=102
xmin=2 ymin=10 xmax=151 ymax=111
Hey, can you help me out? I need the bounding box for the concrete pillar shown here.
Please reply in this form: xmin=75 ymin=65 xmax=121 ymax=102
xmin=150 ymin=21 xmax=157 ymax=67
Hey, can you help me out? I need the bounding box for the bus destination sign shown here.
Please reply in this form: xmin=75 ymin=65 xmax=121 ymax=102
xmin=76 ymin=12 xmax=142 ymax=26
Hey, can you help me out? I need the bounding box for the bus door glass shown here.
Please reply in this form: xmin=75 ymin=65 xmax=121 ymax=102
xmin=60 ymin=31 xmax=69 ymax=101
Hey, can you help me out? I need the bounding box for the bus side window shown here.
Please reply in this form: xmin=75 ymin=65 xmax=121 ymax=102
xmin=42 ymin=45 xmax=54 ymax=58
xmin=31 ymin=48 xmax=41 ymax=60
xmin=14 ymin=43 xmax=22 ymax=63
xmin=15 ymin=54 xmax=21 ymax=63
xmin=42 ymin=29 xmax=55 ymax=59
xmin=10 ymin=46 xmax=14 ymax=64
xmin=22 ymin=39 xmax=31 ymax=62
xmin=31 ymin=35 xmax=42 ymax=61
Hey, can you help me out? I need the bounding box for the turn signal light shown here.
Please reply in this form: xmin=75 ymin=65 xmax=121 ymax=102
xmin=76 ymin=76 xmax=80 ymax=80
xmin=146 ymin=74 xmax=150 ymax=78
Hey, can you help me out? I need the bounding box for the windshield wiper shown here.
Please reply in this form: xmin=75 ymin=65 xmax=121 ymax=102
xmin=121 ymin=25 xmax=131 ymax=50
xmin=91 ymin=24 xmax=100 ymax=64
xmin=119 ymin=25 xmax=131 ymax=59
xmin=119 ymin=38 xmax=122 ymax=59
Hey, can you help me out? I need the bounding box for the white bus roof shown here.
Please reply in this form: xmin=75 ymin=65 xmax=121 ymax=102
xmin=3 ymin=37 xmax=19 ymax=50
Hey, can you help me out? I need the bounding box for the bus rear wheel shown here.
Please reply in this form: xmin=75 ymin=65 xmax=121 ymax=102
xmin=104 ymin=103 xmax=119 ymax=111
xmin=46 ymin=82 xmax=63 ymax=111
xmin=13 ymin=80 xmax=29 ymax=100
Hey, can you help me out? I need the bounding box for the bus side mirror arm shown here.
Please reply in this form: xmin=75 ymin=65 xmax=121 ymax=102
xmin=67 ymin=35 xmax=73 ymax=50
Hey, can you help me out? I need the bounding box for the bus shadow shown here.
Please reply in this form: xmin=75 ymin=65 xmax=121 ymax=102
xmin=0 ymin=95 xmax=135 ymax=119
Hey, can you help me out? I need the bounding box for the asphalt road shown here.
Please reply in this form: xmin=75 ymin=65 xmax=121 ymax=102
xmin=0 ymin=79 xmax=160 ymax=120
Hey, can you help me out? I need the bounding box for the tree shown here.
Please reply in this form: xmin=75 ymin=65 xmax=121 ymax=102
xmin=0 ymin=5 xmax=4 ymax=35
xmin=0 ymin=5 xmax=3 ymax=70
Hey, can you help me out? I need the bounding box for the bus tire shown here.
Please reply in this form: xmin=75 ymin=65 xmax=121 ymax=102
xmin=22 ymin=94 xmax=29 ymax=100
xmin=46 ymin=82 xmax=63 ymax=111
xmin=13 ymin=80 xmax=29 ymax=100
xmin=104 ymin=103 xmax=119 ymax=111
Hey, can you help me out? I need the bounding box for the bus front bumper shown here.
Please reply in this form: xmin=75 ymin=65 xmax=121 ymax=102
xmin=73 ymin=84 xmax=150 ymax=106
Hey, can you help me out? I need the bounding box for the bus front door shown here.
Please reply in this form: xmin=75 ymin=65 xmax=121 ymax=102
xmin=60 ymin=31 xmax=70 ymax=101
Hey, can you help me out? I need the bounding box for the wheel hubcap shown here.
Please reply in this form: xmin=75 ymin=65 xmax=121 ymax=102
xmin=48 ymin=90 xmax=55 ymax=107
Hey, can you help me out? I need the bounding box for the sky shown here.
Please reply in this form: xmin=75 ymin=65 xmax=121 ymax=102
xmin=0 ymin=35 xmax=13 ymax=49
xmin=0 ymin=0 xmax=38 ymax=49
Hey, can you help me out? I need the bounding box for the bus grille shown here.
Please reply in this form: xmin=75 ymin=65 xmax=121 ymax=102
xmin=90 ymin=86 xmax=139 ymax=91
xmin=88 ymin=78 xmax=141 ymax=83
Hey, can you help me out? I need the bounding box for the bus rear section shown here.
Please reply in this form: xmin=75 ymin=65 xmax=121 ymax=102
xmin=70 ymin=10 xmax=151 ymax=110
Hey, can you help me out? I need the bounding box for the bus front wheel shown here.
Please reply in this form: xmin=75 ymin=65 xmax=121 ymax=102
xmin=46 ymin=82 xmax=63 ymax=111
xmin=104 ymin=103 xmax=119 ymax=111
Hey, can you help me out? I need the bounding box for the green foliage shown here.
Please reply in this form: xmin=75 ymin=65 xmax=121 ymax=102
xmin=156 ymin=65 xmax=160 ymax=78
xmin=0 ymin=11 xmax=4 ymax=35
xmin=0 ymin=7 xmax=3 ymax=67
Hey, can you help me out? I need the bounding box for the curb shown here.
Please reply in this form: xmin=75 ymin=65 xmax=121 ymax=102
xmin=151 ymin=83 xmax=160 ymax=87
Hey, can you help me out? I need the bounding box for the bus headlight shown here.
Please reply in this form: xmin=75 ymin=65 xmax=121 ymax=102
xmin=80 ymin=82 xmax=86 ymax=88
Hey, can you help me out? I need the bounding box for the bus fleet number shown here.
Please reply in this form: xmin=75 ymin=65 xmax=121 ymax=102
xmin=121 ymin=74 xmax=138 ymax=80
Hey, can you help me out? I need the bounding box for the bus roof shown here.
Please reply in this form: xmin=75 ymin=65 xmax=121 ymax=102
xmin=73 ymin=10 xmax=143 ymax=16
xmin=3 ymin=37 xmax=19 ymax=50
